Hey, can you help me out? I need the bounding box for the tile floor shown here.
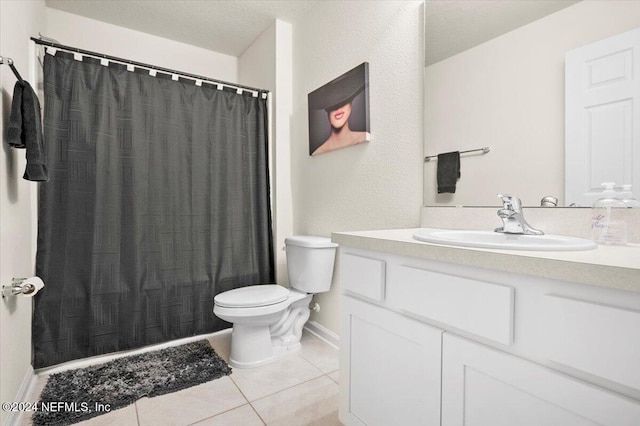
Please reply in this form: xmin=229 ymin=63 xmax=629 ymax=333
xmin=22 ymin=330 xmax=341 ymax=426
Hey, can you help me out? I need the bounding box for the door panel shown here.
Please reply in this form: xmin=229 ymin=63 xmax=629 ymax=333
xmin=566 ymin=27 xmax=640 ymax=205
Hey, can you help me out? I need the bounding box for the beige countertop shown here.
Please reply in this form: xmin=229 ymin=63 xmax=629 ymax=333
xmin=332 ymin=228 xmax=640 ymax=293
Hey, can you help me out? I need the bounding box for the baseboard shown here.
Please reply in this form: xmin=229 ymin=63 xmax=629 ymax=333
xmin=304 ymin=321 xmax=339 ymax=349
xmin=36 ymin=328 xmax=232 ymax=376
xmin=5 ymin=365 xmax=37 ymax=426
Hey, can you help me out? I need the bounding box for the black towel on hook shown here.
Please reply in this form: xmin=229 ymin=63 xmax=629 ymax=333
xmin=437 ymin=151 xmax=460 ymax=193
xmin=7 ymin=81 xmax=49 ymax=181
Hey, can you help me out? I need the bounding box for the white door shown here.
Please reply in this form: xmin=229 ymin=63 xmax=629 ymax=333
xmin=340 ymin=296 xmax=443 ymax=426
xmin=442 ymin=334 xmax=640 ymax=426
xmin=565 ymin=27 xmax=640 ymax=206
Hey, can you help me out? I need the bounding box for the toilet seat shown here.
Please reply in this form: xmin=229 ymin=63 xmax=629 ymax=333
xmin=214 ymin=285 xmax=289 ymax=308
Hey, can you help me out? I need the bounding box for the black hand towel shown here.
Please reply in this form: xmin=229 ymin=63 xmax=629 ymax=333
xmin=437 ymin=151 xmax=460 ymax=194
xmin=7 ymin=81 xmax=49 ymax=181
xmin=7 ymin=82 xmax=25 ymax=148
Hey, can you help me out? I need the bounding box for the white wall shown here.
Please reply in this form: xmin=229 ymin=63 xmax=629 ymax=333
xmin=1 ymin=1 xmax=46 ymax=423
xmin=291 ymin=1 xmax=424 ymax=334
xmin=239 ymin=20 xmax=294 ymax=286
xmin=45 ymin=8 xmax=237 ymax=81
xmin=424 ymin=0 xmax=640 ymax=207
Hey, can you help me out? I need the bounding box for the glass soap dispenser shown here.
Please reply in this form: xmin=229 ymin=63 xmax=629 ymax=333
xmin=619 ymin=184 xmax=640 ymax=208
xmin=619 ymin=185 xmax=640 ymax=242
xmin=591 ymin=182 xmax=627 ymax=245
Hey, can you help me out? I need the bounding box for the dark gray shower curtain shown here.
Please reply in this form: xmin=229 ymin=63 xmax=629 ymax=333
xmin=33 ymin=51 xmax=274 ymax=368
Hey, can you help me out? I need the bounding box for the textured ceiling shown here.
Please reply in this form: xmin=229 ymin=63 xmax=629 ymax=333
xmin=45 ymin=0 xmax=319 ymax=57
xmin=425 ymin=0 xmax=580 ymax=66
xmin=45 ymin=0 xmax=581 ymax=64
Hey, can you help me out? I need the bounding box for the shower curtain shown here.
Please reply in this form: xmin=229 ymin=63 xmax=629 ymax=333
xmin=33 ymin=51 xmax=274 ymax=368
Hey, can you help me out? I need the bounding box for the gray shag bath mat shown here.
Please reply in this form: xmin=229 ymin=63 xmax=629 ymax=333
xmin=32 ymin=340 xmax=231 ymax=425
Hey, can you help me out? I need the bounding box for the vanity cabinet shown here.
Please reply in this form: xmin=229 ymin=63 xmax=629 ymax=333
xmin=340 ymin=296 xmax=443 ymax=426
xmin=338 ymin=246 xmax=640 ymax=426
xmin=442 ymin=334 xmax=639 ymax=426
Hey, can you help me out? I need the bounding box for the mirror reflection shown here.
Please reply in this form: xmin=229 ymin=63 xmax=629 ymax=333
xmin=423 ymin=0 xmax=640 ymax=207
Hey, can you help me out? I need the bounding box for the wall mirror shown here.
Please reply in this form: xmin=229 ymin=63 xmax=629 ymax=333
xmin=423 ymin=0 xmax=640 ymax=207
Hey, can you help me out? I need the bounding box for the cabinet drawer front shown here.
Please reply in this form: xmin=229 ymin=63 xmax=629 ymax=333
xmin=341 ymin=252 xmax=386 ymax=301
xmin=539 ymin=294 xmax=640 ymax=390
xmin=388 ymin=265 xmax=514 ymax=345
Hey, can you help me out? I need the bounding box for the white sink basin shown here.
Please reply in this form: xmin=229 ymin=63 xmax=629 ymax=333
xmin=412 ymin=229 xmax=597 ymax=251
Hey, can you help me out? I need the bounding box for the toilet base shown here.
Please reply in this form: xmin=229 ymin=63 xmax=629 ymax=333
xmin=228 ymin=294 xmax=312 ymax=368
xmin=229 ymin=333 xmax=302 ymax=369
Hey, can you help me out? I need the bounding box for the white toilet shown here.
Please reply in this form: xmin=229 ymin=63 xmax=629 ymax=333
xmin=213 ymin=236 xmax=338 ymax=368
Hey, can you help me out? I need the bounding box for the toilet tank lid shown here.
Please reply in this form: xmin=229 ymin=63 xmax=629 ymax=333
xmin=214 ymin=285 xmax=289 ymax=308
xmin=285 ymin=236 xmax=338 ymax=248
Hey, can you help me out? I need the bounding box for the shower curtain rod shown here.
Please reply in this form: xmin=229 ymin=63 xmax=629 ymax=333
xmin=30 ymin=37 xmax=270 ymax=95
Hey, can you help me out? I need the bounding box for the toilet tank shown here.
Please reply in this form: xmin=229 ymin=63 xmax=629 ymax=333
xmin=285 ymin=236 xmax=338 ymax=293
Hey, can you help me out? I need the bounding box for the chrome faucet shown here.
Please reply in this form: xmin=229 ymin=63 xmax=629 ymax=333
xmin=495 ymin=194 xmax=544 ymax=235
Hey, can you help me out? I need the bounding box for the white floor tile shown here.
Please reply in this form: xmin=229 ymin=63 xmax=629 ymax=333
xmin=230 ymin=356 xmax=323 ymax=402
xmin=327 ymin=370 xmax=339 ymax=385
xmin=29 ymin=374 xmax=50 ymax=401
xmin=191 ymin=404 xmax=264 ymax=426
xmin=299 ymin=335 xmax=339 ymax=374
xmin=77 ymin=404 xmax=139 ymax=426
xmin=206 ymin=330 xmax=232 ymax=364
xmin=20 ymin=375 xmax=50 ymax=426
xmin=300 ymin=328 xmax=314 ymax=341
xmin=21 ymin=401 xmax=138 ymax=426
xmin=251 ymin=376 xmax=339 ymax=426
xmin=19 ymin=412 xmax=33 ymax=426
xmin=136 ymin=376 xmax=246 ymax=426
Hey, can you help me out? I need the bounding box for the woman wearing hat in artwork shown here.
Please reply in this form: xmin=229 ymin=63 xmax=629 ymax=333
xmin=308 ymin=63 xmax=370 ymax=156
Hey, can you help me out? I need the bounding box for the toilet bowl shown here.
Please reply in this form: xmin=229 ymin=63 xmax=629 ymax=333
xmin=213 ymin=236 xmax=337 ymax=368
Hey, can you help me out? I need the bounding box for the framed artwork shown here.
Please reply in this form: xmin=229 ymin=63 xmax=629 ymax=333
xmin=308 ymin=62 xmax=370 ymax=156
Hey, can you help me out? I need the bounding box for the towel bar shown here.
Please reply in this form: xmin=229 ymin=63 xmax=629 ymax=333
xmin=424 ymin=146 xmax=490 ymax=162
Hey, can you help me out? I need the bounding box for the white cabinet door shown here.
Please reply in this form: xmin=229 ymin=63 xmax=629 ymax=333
xmin=340 ymin=296 xmax=443 ymax=426
xmin=565 ymin=27 xmax=640 ymax=205
xmin=442 ymin=334 xmax=640 ymax=426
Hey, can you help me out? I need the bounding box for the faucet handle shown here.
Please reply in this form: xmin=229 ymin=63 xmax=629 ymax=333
xmin=497 ymin=194 xmax=521 ymax=211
